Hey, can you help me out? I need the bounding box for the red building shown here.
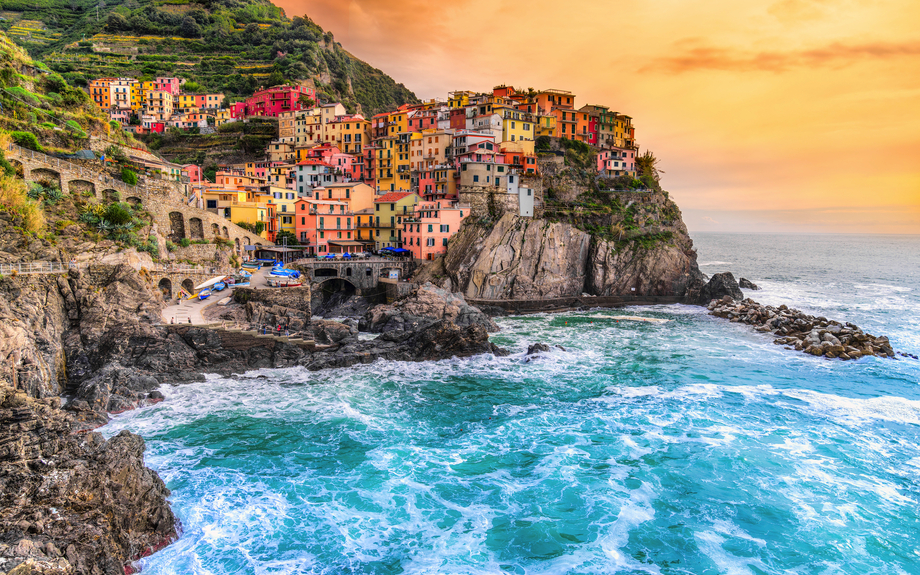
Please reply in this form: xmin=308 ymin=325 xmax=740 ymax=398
xmin=230 ymin=85 xmax=316 ymax=118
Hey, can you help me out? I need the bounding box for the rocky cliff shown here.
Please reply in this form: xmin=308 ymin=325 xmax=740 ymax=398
xmin=417 ymin=190 xmax=705 ymax=302
xmin=0 ymin=386 xmax=176 ymax=575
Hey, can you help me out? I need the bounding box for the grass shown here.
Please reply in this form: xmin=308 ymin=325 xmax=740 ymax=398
xmin=0 ymin=174 xmax=45 ymax=233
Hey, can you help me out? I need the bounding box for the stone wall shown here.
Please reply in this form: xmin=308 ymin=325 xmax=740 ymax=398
xmin=458 ymin=180 xmax=545 ymax=219
xmin=233 ymin=286 xmax=312 ymax=313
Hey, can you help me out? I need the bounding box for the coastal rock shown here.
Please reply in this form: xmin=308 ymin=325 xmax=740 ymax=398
xmin=312 ymin=319 xmax=358 ymax=345
xmin=697 ymin=272 xmax=744 ymax=304
xmin=739 ymin=278 xmax=760 ymax=290
xmin=0 ymin=385 xmax=176 ymax=575
xmin=527 ymin=343 xmax=551 ymax=355
xmin=304 ymin=320 xmax=508 ymax=371
xmin=586 ymin=235 xmax=704 ymax=298
xmin=359 ymin=283 xmax=498 ymax=334
xmin=707 ymin=298 xmax=896 ymax=361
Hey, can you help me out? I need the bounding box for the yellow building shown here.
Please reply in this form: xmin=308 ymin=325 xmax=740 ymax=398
xmin=500 ymin=108 xmax=535 ymax=144
xmin=534 ymin=113 xmax=556 ymax=138
xmin=387 ymin=109 xmax=408 ymax=137
xmin=375 ymin=137 xmax=396 ymax=192
xmin=333 ymin=117 xmax=371 ymax=154
xmin=448 ymin=91 xmax=474 ymax=109
xmin=353 ymin=207 xmax=375 ymax=246
xmin=229 ymin=203 xmax=270 ymax=239
xmin=373 ymin=191 xmax=420 ymax=249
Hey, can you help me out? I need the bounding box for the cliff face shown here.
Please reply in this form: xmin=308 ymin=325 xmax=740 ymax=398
xmin=0 ymin=387 xmax=176 ymax=575
xmin=419 ymin=190 xmax=705 ymax=302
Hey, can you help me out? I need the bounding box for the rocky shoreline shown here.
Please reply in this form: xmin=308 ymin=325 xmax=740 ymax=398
xmin=698 ymin=272 xmax=903 ymax=361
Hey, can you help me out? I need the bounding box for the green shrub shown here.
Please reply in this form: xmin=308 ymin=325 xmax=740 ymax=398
xmin=121 ymin=167 xmax=138 ymax=185
xmin=104 ymin=202 xmax=133 ymax=225
xmin=178 ymin=238 xmax=190 ymax=248
xmin=166 ymin=240 xmax=177 ymax=252
xmin=11 ymin=131 xmax=41 ymax=152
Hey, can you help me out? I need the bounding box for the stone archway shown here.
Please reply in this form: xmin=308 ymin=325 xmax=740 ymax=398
xmin=126 ymin=196 xmax=143 ymax=208
xmin=169 ymin=212 xmax=186 ymax=240
xmin=234 ymin=238 xmax=240 ymax=252
xmin=313 ymin=277 xmax=358 ymax=312
xmin=31 ymin=168 xmax=61 ymax=190
xmin=313 ymin=267 xmax=337 ymax=278
xmin=189 ymin=218 xmax=204 ymax=239
xmin=345 ymin=267 xmax=352 ymax=277
xmin=8 ymin=158 xmax=23 ymax=178
xmin=244 ymin=236 xmax=251 ymax=246
xmin=222 ymin=226 xmax=229 ymax=238
xmin=68 ymin=179 xmax=95 ymax=198
xmin=102 ymin=189 xmax=120 ymax=203
xmin=181 ymin=278 xmax=194 ymax=294
xmin=211 ymin=223 xmax=220 ymax=237
xmin=157 ymin=278 xmax=172 ymax=300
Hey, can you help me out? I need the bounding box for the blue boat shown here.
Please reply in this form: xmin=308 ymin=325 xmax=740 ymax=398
xmin=198 ymin=289 xmax=211 ymax=300
xmin=242 ymin=262 xmax=261 ymax=269
xmin=212 ymin=282 xmax=226 ymax=292
xmin=238 ymin=270 xmax=252 ymax=278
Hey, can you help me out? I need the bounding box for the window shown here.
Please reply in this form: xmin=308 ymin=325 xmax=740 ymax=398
xmin=206 ymin=200 xmax=217 ymax=209
xmin=319 ymin=217 xmax=324 ymax=228
xmin=428 ymin=224 xmax=433 ymax=233
xmin=473 ymin=175 xmax=479 ymax=182
xmin=440 ymin=224 xmax=449 ymax=233
xmin=427 ymin=238 xmax=435 ymax=247
xmin=443 ymin=238 xmax=448 ymax=246
xmin=319 ymin=231 xmax=324 ymax=239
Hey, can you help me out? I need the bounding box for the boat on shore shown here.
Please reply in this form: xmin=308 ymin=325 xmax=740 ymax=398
xmin=213 ymin=282 xmax=226 ymax=292
xmin=198 ymin=289 xmax=211 ymax=300
xmin=267 ymin=278 xmax=302 ymax=288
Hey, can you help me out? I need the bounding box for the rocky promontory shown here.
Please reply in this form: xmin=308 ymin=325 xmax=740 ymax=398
xmin=0 ymin=386 xmax=176 ymax=575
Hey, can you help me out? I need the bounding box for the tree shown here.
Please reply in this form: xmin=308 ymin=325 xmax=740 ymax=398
xmin=298 ymin=93 xmax=315 ymax=109
xmin=180 ymin=16 xmax=201 ymax=38
xmin=635 ymin=150 xmax=663 ymax=184
xmin=275 ymin=230 xmax=297 ymax=246
xmin=105 ymin=12 xmax=128 ymax=31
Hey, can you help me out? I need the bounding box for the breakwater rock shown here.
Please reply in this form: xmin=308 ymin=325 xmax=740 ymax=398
xmin=0 ymin=385 xmax=176 ymax=575
xmin=707 ymin=296 xmax=896 ymax=360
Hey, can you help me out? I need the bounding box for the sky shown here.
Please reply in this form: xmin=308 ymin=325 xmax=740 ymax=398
xmin=275 ymin=0 xmax=920 ymax=234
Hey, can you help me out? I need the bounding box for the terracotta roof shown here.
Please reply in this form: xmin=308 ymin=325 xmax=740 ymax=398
xmin=375 ymin=192 xmax=414 ymax=203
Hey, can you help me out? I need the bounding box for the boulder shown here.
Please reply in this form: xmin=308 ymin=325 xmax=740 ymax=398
xmin=739 ymin=278 xmax=760 ymax=290
xmin=360 ymin=283 xmax=498 ymax=334
xmin=697 ymin=272 xmax=744 ymax=304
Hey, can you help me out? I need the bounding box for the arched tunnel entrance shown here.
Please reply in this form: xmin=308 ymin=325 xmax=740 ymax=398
xmin=157 ymin=278 xmax=172 ymax=301
xmin=312 ymin=277 xmax=357 ymax=316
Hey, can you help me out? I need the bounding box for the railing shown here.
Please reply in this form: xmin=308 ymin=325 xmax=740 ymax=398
xmin=0 ymin=261 xmax=83 ymax=275
xmin=150 ymin=263 xmax=233 ymax=275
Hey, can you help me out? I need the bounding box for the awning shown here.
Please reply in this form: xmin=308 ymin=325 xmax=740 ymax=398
xmin=327 ymin=240 xmax=367 ymax=246
xmin=194 ymin=275 xmax=229 ymax=291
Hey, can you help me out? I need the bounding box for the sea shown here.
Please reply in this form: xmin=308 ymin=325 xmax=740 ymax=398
xmin=102 ymin=233 xmax=920 ymax=575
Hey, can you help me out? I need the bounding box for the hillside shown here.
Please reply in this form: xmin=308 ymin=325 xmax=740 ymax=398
xmin=0 ymin=0 xmax=419 ymax=116
xmin=0 ymin=31 xmax=140 ymax=153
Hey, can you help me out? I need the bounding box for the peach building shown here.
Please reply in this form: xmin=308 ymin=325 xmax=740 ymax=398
xmin=402 ymin=200 xmax=470 ymax=260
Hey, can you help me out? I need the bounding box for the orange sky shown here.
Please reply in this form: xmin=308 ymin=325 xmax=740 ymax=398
xmin=276 ymin=0 xmax=920 ymax=233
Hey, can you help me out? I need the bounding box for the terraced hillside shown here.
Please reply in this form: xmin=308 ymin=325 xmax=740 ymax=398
xmin=0 ymin=30 xmax=140 ymax=153
xmin=0 ymin=0 xmax=419 ymax=116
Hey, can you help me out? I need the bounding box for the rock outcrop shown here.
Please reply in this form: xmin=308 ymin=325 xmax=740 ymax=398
xmin=416 ymin=205 xmax=705 ymax=302
xmin=359 ymin=283 xmax=498 ymax=333
xmin=0 ymin=386 xmax=176 ymax=575
xmin=697 ymin=272 xmax=744 ymax=304
xmin=707 ymin=297 xmax=897 ymax=360
xmin=739 ymin=278 xmax=760 ymax=290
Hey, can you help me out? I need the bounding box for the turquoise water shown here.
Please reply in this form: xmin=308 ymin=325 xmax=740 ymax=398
xmin=103 ymin=233 xmax=920 ymax=574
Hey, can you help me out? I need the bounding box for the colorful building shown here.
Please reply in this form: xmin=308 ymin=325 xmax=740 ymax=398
xmin=230 ymin=85 xmax=316 ymax=118
xmin=373 ymin=191 xmax=419 ymax=249
xmin=402 ymin=200 xmax=470 ymax=260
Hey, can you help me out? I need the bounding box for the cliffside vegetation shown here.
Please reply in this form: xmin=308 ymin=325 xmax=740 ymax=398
xmin=145 ymin=117 xmax=277 ymax=166
xmin=0 ymin=30 xmax=141 ymax=154
xmin=1 ymin=0 xmax=419 ymax=116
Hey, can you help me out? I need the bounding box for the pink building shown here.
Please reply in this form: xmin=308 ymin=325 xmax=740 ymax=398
xmin=402 ymin=200 xmax=470 ymax=260
xmin=294 ymin=197 xmax=355 ymax=254
xmin=230 ymin=85 xmax=316 ymax=118
xmin=182 ymin=164 xmax=203 ymax=184
xmin=407 ymin=110 xmax=438 ymax=132
xmin=151 ymin=77 xmax=181 ymax=95
xmin=597 ymin=147 xmax=636 ymax=176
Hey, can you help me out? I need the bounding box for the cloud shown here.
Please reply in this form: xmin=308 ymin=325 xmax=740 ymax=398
xmin=641 ymin=39 xmax=920 ymax=73
xmin=702 ymin=216 xmax=720 ymax=225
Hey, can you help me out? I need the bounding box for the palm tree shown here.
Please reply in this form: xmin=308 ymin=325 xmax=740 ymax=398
xmin=635 ymin=150 xmax=664 ymax=183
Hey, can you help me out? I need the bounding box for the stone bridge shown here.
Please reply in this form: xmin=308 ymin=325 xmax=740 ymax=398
xmin=293 ymin=258 xmax=412 ymax=296
xmin=6 ymin=144 xmax=263 ymax=255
